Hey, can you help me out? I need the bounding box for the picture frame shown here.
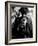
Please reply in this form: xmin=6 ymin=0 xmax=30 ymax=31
xmin=5 ymin=1 xmax=37 ymax=45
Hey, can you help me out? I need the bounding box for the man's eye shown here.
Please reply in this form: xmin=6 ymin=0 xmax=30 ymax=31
xmin=23 ymin=19 xmax=25 ymax=21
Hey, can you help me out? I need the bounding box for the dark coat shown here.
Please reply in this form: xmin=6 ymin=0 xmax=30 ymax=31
xmin=12 ymin=17 xmax=33 ymax=39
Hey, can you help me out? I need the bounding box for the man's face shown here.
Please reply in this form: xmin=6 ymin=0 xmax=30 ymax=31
xmin=15 ymin=9 xmax=27 ymax=26
xmin=21 ymin=17 xmax=27 ymax=26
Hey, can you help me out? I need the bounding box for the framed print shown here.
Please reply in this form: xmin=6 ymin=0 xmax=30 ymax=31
xmin=5 ymin=1 xmax=37 ymax=45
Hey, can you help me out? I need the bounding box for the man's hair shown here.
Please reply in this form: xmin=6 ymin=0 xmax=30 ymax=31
xmin=19 ymin=7 xmax=29 ymax=15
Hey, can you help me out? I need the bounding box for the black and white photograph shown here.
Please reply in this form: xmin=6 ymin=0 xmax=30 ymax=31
xmin=5 ymin=1 xmax=37 ymax=44
xmin=11 ymin=6 xmax=33 ymax=39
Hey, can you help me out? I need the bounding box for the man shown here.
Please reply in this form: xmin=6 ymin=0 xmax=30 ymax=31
xmin=12 ymin=7 xmax=33 ymax=38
